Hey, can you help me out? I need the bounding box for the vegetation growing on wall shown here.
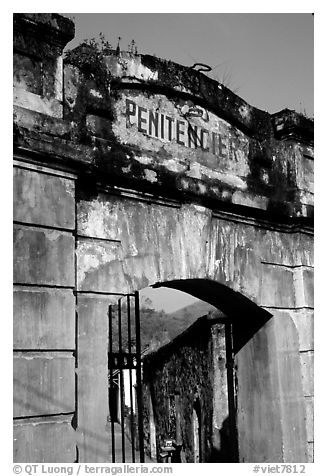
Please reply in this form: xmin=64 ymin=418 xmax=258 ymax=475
xmin=142 ymin=319 xmax=216 ymax=462
xmin=65 ymin=33 xmax=113 ymax=90
xmin=110 ymin=300 xmax=215 ymax=354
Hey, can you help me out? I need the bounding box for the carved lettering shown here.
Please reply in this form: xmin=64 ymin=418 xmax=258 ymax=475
xmin=125 ymin=98 xmax=230 ymax=158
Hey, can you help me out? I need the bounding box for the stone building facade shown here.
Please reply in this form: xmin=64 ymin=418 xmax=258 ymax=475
xmin=13 ymin=14 xmax=313 ymax=463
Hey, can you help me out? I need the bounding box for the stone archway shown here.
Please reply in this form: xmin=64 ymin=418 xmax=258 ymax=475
xmin=84 ymin=276 xmax=307 ymax=463
xmin=146 ymin=278 xmax=307 ymax=462
xmin=149 ymin=278 xmax=272 ymax=462
xmin=152 ymin=278 xmax=272 ymax=353
xmin=77 ymin=238 xmax=308 ymax=464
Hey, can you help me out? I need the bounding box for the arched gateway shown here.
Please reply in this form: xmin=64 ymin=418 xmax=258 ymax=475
xmin=13 ymin=14 xmax=313 ymax=463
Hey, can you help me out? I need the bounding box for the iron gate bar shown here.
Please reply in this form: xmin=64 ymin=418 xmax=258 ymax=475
xmin=108 ymin=353 xmax=138 ymax=368
xmin=108 ymin=305 xmax=116 ymax=463
xmin=127 ymin=295 xmax=136 ymax=462
xmin=118 ymin=299 xmax=126 ymax=462
xmin=108 ymin=292 xmax=144 ymax=463
xmin=135 ymin=291 xmax=145 ymax=462
xmin=225 ymin=322 xmax=239 ymax=462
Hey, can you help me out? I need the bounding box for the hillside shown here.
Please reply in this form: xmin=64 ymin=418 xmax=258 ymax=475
xmin=140 ymin=299 xmax=216 ymax=353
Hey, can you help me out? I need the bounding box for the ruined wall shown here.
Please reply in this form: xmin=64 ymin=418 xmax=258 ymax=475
xmin=13 ymin=14 xmax=313 ymax=463
xmin=143 ymin=319 xmax=229 ymax=463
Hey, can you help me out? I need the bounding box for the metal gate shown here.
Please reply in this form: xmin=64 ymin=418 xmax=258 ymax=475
xmin=108 ymin=291 xmax=145 ymax=463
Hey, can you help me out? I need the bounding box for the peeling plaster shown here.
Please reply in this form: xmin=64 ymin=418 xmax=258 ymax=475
xmin=105 ymin=55 xmax=158 ymax=82
xmin=78 ymin=200 xmax=120 ymax=239
xmin=144 ymin=169 xmax=158 ymax=183
xmin=76 ymin=241 xmax=122 ymax=287
xmin=238 ymin=104 xmax=251 ymax=120
xmin=162 ymin=158 xmax=187 ymax=173
xmin=134 ymin=155 xmax=154 ymax=165
xmin=47 ymin=230 xmax=61 ymax=242
xmin=122 ymin=165 xmax=132 ymax=173
xmin=186 ymin=162 xmax=248 ymax=191
xmin=90 ymin=88 xmax=103 ymax=98
xmin=232 ymin=191 xmax=268 ymax=210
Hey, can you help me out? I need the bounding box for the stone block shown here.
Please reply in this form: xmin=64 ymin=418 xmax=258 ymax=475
xmin=13 ymin=13 xmax=74 ymax=117
xmin=14 ymin=225 xmax=74 ymax=286
xmin=210 ymin=219 xmax=271 ymax=302
xmin=13 ymin=85 xmax=63 ymax=118
xmin=302 ymin=157 xmax=314 ymax=192
xmin=304 ymin=396 xmax=314 ymax=443
xmin=271 ymin=309 xmax=313 ymax=352
xmin=260 ymin=264 xmax=296 ymax=308
xmin=13 ymin=415 xmax=76 ymax=463
xmin=13 ymin=287 xmax=75 ymax=349
xmin=260 ymin=229 xmax=313 ymax=269
xmin=297 ymin=155 xmax=314 ymax=194
xmin=76 ymin=239 xmax=125 ymax=292
xmin=14 ymin=166 xmax=75 ymax=229
xmin=303 ymin=268 xmax=314 ymax=308
xmin=13 ymin=14 xmax=75 ymax=56
xmin=231 ymin=190 xmax=268 ymax=210
xmin=290 ymin=309 xmax=314 ymax=352
xmin=293 ymin=266 xmax=314 ymax=308
xmin=273 ymin=316 xmax=308 ymax=462
xmin=13 ymin=352 xmax=75 ymax=417
xmin=236 ymin=315 xmax=307 ymax=462
xmin=14 ymin=52 xmax=43 ymax=95
xmin=307 ymin=442 xmax=314 ymax=463
xmin=299 ymin=351 xmax=314 ymax=397
xmin=77 ymin=295 xmax=113 ymax=462
xmin=77 ymin=193 xmax=121 ymax=240
xmin=236 ymin=319 xmax=284 ymax=463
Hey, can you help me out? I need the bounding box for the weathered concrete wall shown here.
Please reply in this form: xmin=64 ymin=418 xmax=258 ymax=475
xmin=77 ymin=295 xmax=114 ymax=463
xmin=13 ymin=13 xmax=313 ymax=463
xmin=75 ymin=190 xmax=313 ymax=299
xmin=236 ymin=318 xmax=307 ymax=463
xmin=74 ymin=190 xmax=312 ymax=462
xmin=13 ymin=163 xmax=77 ymax=462
xmin=14 ymin=14 xmax=74 ymax=117
xmin=14 ymin=416 xmax=76 ymax=463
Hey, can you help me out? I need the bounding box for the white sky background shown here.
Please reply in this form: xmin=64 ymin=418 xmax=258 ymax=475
xmin=65 ymin=12 xmax=313 ymax=117
xmin=140 ymin=287 xmax=200 ymax=313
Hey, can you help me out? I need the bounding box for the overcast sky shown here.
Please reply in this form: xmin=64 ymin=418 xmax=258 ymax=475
xmin=65 ymin=13 xmax=314 ymax=117
xmin=140 ymin=287 xmax=200 ymax=313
